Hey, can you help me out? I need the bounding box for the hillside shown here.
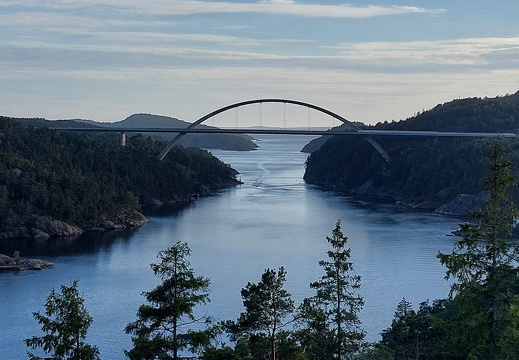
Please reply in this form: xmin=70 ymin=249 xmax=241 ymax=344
xmin=0 ymin=116 xmax=241 ymax=240
xmin=303 ymin=91 xmax=519 ymax=214
xmin=14 ymin=113 xmax=258 ymax=151
xmin=101 ymin=113 xmax=257 ymax=151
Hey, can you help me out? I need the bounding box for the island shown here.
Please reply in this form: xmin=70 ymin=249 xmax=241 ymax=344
xmin=0 ymin=253 xmax=53 ymax=271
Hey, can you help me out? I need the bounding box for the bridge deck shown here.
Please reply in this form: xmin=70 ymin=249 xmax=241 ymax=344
xmin=52 ymin=127 xmax=517 ymax=138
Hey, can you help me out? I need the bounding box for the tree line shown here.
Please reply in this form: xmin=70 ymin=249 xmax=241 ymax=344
xmin=0 ymin=116 xmax=240 ymax=232
xmin=24 ymin=145 xmax=519 ymax=359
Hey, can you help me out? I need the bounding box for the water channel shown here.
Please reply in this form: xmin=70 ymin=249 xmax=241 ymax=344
xmin=0 ymin=135 xmax=462 ymax=359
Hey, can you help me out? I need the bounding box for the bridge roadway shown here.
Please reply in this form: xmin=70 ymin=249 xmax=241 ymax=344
xmin=52 ymin=127 xmax=518 ymax=138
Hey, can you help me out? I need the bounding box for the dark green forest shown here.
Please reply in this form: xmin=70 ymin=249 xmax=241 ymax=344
xmin=304 ymin=91 xmax=519 ymax=209
xmin=0 ymin=116 xmax=241 ymax=236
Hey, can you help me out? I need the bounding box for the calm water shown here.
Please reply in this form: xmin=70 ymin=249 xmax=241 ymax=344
xmin=0 ymin=135 xmax=462 ymax=359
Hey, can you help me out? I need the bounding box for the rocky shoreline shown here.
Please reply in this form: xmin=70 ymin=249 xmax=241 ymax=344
xmin=0 ymin=210 xmax=148 ymax=241
xmin=0 ymin=253 xmax=53 ymax=271
xmin=341 ymin=180 xmax=486 ymax=217
xmin=0 ymin=185 xmax=239 ymax=241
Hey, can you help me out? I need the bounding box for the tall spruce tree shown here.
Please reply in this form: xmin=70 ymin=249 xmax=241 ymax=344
xmin=297 ymin=220 xmax=365 ymax=360
xmin=125 ymin=242 xmax=214 ymax=360
xmin=25 ymin=280 xmax=100 ymax=360
xmin=437 ymin=144 xmax=519 ymax=359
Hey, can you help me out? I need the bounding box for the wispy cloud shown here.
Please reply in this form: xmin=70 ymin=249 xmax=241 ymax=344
xmin=116 ymin=1 xmax=444 ymax=18
xmin=4 ymin=30 xmax=517 ymax=74
xmin=331 ymin=37 xmax=519 ymax=69
xmin=1 ymin=0 xmax=444 ymax=18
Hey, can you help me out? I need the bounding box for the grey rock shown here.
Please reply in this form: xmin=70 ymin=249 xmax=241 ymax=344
xmin=0 ymin=254 xmax=53 ymax=272
xmin=435 ymin=194 xmax=488 ymax=216
xmin=33 ymin=216 xmax=83 ymax=238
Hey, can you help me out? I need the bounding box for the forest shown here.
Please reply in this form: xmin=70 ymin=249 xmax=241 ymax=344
xmin=24 ymin=145 xmax=519 ymax=359
xmin=304 ymin=91 xmax=519 ymax=210
xmin=0 ymin=116 xmax=241 ymax=237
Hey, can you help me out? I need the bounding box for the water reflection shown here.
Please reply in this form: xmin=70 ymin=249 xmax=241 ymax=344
xmin=0 ymin=227 xmax=139 ymax=257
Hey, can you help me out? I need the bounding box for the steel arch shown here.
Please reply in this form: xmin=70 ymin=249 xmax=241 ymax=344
xmin=158 ymin=99 xmax=390 ymax=162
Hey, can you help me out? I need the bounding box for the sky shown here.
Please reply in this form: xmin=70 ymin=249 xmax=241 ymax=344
xmin=1 ymin=0 xmax=519 ymax=127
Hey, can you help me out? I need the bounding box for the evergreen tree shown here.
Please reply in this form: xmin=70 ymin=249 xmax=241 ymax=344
xmin=437 ymin=144 xmax=519 ymax=359
xmin=229 ymin=267 xmax=295 ymax=360
xmin=381 ymin=298 xmax=415 ymax=360
xmin=125 ymin=242 xmax=214 ymax=360
xmin=297 ymin=220 xmax=365 ymax=359
xmin=380 ymin=298 xmax=447 ymax=360
xmin=25 ymin=280 xmax=100 ymax=360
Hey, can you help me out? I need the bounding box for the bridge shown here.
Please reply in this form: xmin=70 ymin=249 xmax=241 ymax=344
xmin=52 ymin=98 xmax=518 ymax=162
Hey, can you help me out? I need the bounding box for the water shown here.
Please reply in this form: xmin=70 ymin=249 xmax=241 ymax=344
xmin=0 ymin=135 xmax=462 ymax=359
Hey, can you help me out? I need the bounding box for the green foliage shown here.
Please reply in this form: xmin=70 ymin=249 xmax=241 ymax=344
xmin=380 ymin=299 xmax=448 ymax=360
xmin=13 ymin=250 xmax=21 ymax=265
xmin=296 ymin=220 xmax=365 ymax=360
xmin=0 ymin=116 xmax=240 ymax=232
xmin=304 ymin=92 xmax=519 ymax=206
xmin=373 ymin=146 xmax=519 ymax=360
xmin=125 ymin=242 xmax=214 ymax=360
xmin=24 ymin=280 xmax=100 ymax=360
xmin=229 ymin=267 xmax=295 ymax=360
xmin=201 ymin=346 xmax=241 ymax=360
xmin=436 ymin=145 xmax=519 ymax=359
xmin=352 ymin=343 xmax=392 ymax=360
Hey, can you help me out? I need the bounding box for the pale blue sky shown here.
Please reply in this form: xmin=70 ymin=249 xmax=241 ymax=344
xmin=1 ymin=1 xmax=518 ymax=126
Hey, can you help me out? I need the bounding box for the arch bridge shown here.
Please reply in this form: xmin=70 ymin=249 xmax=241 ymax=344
xmin=157 ymin=98 xmax=391 ymax=162
xmin=53 ymin=98 xmax=517 ymax=162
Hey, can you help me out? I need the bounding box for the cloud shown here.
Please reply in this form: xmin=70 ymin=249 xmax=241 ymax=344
xmin=3 ymin=31 xmax=519 ymax=77
xmin=1 ymin=0 xmax=444 ymax=19
xmin=142 ymin=1 xmax=444 ymax=18
xmin=260 ymin=0 xmax=295 ymax=4
xmin=331 ymin=37 xmax=519 ymax=69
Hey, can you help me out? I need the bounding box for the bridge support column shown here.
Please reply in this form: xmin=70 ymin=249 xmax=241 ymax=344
xmin=121 ymin=132 xmax=127 ymax=146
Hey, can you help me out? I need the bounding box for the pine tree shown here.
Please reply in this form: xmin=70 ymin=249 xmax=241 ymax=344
xmin=125 ymin=242 xmax=214 ymax=360
xmin=25 ymin=280 xmax=100 ymax=360
xmin=229 ymin=267 xmax=295 ymax=360
xmin=437 ymin=144 xmax=519 ymax=359
xmin=297 ymin=220 xmax=365 ymax=359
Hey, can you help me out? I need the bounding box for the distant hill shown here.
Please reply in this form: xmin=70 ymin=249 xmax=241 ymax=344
xmin=100 ymin=113 xmax=258 ymax=151
xmin=303 ymin=91 xmax=519 ymax=214
xmin=15 ymin=113 xmax=258 ymax=151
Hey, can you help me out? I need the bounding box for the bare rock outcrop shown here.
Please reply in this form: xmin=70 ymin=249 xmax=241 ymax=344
xmin=0 ymin=216 xmax=83 ymax=240
xmin=435 ymin=194 xmax=488 ymax=216
xmin=0 ymin=254 xmax=53 ymax=271
xmin=32 ymin=216 xmax=83 ymax=238
xmin=0 ymin=211 xmax=148 ymax=240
